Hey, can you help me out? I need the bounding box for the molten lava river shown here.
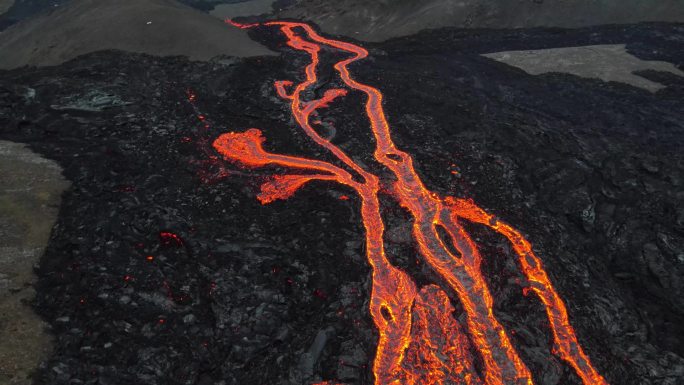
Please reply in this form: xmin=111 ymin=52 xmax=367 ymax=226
xmin=211 ymin=20 xmax=609 ymax=385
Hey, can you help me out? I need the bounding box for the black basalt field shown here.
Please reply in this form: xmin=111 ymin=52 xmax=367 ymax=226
xmin=0 ymin=22 xmax=683 ymax=385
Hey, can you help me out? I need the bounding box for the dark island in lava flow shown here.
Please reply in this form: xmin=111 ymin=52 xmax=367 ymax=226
xmin=0 ymin=2 xmax=683 ymax=385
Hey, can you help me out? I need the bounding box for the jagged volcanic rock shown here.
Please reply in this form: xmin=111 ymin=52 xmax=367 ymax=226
xmin=0 ymin=21 xmax=682 ymax=385
xmin=277 ymin=0 xmax=684 ymax=42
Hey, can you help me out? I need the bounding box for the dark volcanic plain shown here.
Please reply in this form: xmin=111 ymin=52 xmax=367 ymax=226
xmin=0 ymin=22 xmax=683 ymax=385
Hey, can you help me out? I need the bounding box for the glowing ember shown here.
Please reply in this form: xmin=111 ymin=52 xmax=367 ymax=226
xmin=214 ymin=20 xmax=609 ymax=385
xmin=159 ymin=231 xmax=184 ymax=248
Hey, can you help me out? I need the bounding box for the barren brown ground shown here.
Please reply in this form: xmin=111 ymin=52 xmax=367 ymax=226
xmin=0 ymin=141 xmax=69 ymax=385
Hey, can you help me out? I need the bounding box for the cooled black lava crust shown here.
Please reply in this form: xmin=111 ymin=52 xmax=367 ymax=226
xmin=1 ymin=22 xmax=683 ymax=385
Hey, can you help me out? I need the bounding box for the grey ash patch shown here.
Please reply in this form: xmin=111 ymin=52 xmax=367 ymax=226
xmin=483 ymin=44 xmax=684 ymax=92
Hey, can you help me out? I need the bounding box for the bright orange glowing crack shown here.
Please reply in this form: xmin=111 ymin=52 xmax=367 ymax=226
xmin=213 ymin=20 xmax=609 ymax=385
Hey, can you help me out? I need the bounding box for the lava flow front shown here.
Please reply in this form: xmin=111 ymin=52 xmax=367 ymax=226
xmin=213 ymin=20 xmax=609 ymax=385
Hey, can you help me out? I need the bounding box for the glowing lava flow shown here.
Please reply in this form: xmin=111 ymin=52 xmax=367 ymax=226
xmin=213 ymin=20 xmax=609 ymax=385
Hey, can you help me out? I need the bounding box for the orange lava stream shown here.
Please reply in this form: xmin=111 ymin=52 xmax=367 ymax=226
xmin=266 ymin=21 xmax=531 ymax=385
xmin=214 ymin=19 xmax=609 ymax=385
xmin=445 ymin=198 xmax=609 ymax=385
xmin=403 ymin=285 xmax=483 ymax=385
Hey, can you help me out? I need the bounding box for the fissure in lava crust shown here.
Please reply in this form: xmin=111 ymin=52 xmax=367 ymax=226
xmin=212 ymin=20 xmax=609 ymax=385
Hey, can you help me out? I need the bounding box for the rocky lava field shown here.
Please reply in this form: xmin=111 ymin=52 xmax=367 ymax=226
xmin=0 ymin=21 xmax=683 ymax=385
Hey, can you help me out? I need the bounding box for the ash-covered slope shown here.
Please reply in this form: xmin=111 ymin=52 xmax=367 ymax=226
xmin=0 ymin=21 xmax=683 ymax=385
xmin=0 ymin=0 xmax=13 ymax=15
xmin=278 ymin=0 xmax=684 ymax=41
xmin=0 ymin=0 xmax=255 ymax=30
xmin=0 ymin=0 xmax=273 ymax=70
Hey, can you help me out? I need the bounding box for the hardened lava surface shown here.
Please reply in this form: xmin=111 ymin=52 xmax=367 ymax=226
xmin=0 ymin=22 xmax=683 ymax=385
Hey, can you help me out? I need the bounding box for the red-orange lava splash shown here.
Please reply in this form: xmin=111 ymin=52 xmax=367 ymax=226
xmin=214 ymin=20 xmax=609 ymax=385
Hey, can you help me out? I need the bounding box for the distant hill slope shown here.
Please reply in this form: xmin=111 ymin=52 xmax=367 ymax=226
xmin=0 ymin=0 xmax=14 ymax=15
xmin=278 ymin=0 xmax=684 ymax=42
xmin=0 ymin=0 xmax=273 ymax=70
xmin=0 ymin=0 xmax=247 ymax=31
